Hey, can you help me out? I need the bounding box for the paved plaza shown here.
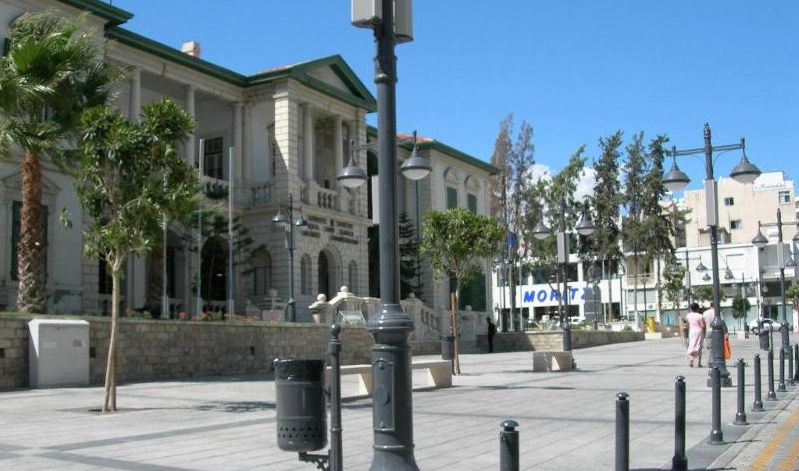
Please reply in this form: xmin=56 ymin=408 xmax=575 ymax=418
xmin=0 ymin=334 xmax=797 ymax=470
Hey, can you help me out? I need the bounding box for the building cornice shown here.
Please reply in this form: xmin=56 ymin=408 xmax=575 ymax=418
xmin=57 ymin=0 xmax=132 ymax=26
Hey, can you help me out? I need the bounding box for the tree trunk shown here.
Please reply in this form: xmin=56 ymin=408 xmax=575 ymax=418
xmin=103 ymin=255 xmax=124 ymax=413
xmin=450 ymin=291 xmax=461 ymax=375
xmin=17 ymin=149 xmax=46 ymax=313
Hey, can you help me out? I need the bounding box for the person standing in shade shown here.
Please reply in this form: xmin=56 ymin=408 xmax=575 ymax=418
xmin=487 ymin=316 xmax=497 ymax=353
xmin=686 ymin=302 xmax=707 ymax=367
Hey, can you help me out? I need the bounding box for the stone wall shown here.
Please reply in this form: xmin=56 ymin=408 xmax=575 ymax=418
xmin=0 ymin=315 xmax=443 ymax=389
xmin=0 ymin=317 xmax=28 ymax=389
xmin=494 ymin=330 xmax=643 ymax=352
xmin=1 ymin=315 xmax=641 ymax=390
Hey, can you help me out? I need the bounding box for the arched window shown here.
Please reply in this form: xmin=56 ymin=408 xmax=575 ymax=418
xmin=300 ymin=254 xmax=312 ymax=295
xmin=251 ymin=248 xmax=272 ymax=296
xmin=348 ymin=260 xmax=358 ymax=294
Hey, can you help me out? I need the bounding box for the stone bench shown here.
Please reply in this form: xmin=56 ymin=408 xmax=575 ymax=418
xmin=329 ymin=359 xmax=452 ymax=397
xmin=532 ymin=351 xmax=574 ymax=372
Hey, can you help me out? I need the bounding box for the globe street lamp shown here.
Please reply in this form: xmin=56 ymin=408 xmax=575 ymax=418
xmin=349 ymin=2 xmax=430 ymax=469
xmin=672 ymin=253 xmax=708 ymax=306
xmin=663 ymin=123 xmax=761 ymax=445
xmin=751 ymin=214 xmax=799 ymax=361
xmin=272 ymin=195 xmax=308 ymax=323
xmin=533 ymin=198 xmax=595 ymax=355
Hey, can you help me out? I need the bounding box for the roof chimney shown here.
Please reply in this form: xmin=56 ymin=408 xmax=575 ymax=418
xmin=181 ymin=41 xmax=201 ymax=58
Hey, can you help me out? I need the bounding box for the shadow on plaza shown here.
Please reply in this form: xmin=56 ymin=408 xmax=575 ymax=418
xmin=632 ymin=468 xmax=733 ymax=471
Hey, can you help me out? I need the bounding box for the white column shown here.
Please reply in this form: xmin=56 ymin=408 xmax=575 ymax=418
xmin=234 ymin=102 xmax=244 ymax=184
xmin=129 ymin=67 xmax=141 ymax=121
xmin=303 ymin=104 xmax=314 ymax=183
xmin=184 ymin=85 xmax=196 ymax=164
xmin=334 ymin=116 xmax=344 ymax=185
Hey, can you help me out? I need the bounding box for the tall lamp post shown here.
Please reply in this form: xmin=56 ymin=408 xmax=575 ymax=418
xmin=493 ymin=258 xmax=510 ymax=332
xmin=272 ymin=194 xmax=308 ymax=323
xmin=662 ymin=123 xmax=761 ymax=444
xmin=532 ymin=198 xmax=595 ymax=353
xmin=345 ymin=2 xmax=431 ymax=469
xmin=751 ymin=215 xmax=798 ymax=357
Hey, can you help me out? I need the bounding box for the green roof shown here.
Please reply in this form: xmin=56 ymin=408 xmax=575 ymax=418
xmin=57 ymin=0 xmax=133 ymax=27
xmin=105 ymin=28 xmax=375 ymax=111
xmin=367 ymin=125 xmax=499 ymax=175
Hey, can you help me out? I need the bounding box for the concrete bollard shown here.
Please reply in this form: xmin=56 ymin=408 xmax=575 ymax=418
xmin=767 ymin=349 xmax=777 ymax=400
xmin=734 ymin=359 xmax=748 ymax=426
xmin=672 ymin=377 xmax=687 ymax=471
xmin=499 ymin=419 xmax=519 ymax=471
xmin=708 ymin=367 xmax=723 ymax=445
xmin=752 ymin=354 xmax=764 ymax=412
xmin=616 ymin=393 xmax=630 ymax=471
xmin=778 ymin=348 xmax=787 ymax=393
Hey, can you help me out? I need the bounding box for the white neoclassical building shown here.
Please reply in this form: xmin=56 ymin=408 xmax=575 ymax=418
xmin=0 ymin=0 xmax=498 ymax=322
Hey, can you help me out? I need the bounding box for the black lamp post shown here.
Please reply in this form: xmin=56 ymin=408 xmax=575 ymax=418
xmin=346 ymin=2 xmax=430 ymax=469
xmin=663 ymin=123 xmax=761 ymax=445
xmin=272 ymin=194 xmax=308 ymax=323
xmin=532 ymin=197 xmax=595 ymax=354
xmin=493 ymin=258 xmax=511 ymax=332
xmin=751 ymin=214 xmax=798 ymax=359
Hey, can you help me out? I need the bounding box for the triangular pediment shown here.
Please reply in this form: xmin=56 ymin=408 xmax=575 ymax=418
xmin=2 ymin=172 xmax=62 ymax=196
xmin=249 ymin=55 xmax=376 ymax=112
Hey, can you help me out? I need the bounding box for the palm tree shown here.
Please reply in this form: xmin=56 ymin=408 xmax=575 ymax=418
xmin=0 ymin=11 xmax=120 ymax=312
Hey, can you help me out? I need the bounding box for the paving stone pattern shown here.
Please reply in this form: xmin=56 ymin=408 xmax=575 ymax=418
xmin=0 ymin=334 xmax=795 ymax=470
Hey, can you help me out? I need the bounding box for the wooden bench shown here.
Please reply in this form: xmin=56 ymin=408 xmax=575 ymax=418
xmin=532 ymin=351 xmax=574 ymax=372
xmin=329 ymin=359 xmax=452 ymax=397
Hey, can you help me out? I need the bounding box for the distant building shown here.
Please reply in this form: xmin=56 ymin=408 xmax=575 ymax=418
xmin=625 ymin=171 xmax=797 ymax=327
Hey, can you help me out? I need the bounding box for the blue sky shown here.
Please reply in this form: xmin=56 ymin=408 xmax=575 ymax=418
xmin=112 ymin=1 xmax=799 ymax=190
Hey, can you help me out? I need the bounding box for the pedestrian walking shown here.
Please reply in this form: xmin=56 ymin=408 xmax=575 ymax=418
xmin=686 ymin=303 xmax=706 ymax=367
xmin=487 ymin=316 xmax=497 ymax=353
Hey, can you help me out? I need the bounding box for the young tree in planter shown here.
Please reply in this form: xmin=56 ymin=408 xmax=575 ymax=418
xmin=662 ymin=262 xmax=685 ymax=314
xmin=731 ymin=295 xmax=752 ymax=331
xmin=71 ymin=100 xmax=197 ymax=412
xmin=0 ymin=12 xmax=120 ymax=312
xmin=421 ymin=208 xmax=503 ymax=374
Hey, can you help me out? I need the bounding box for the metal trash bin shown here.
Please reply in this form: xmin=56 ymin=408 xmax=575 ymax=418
xmin=757 ymin=320 xmax=770 ymax=350
xmin=274 ymin=359 xmax=327 ymax=452
xmin=441 ymin=335 xmax=455 ymax=361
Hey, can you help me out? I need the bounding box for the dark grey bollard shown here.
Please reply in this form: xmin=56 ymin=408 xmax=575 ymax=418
xmin=672 ymin=377 xmax=687 ymax=471
xmin=709 ymin=367 xmax=723 ymax=445
xmin=753 ymin=354 xmax=764 ymax=412
xmin=794 ymin=345 xmax=799 ymax=382
xmin=767 ymin=349 xmax=777 ymax=400
xmin=734 ymin=359 xmax=747 ymax=425
xmin=778 ymin=348 xmax=787 ymax=392
xmin=499 ymin=419 xmax=519 ymax=471
xmin=789 ymin=344 xmax=795 ymax=386
xmin=616 ymin=393 xmax=630 ymax=471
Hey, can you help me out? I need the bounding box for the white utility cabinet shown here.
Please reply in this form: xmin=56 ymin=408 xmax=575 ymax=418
xmin=28 ymin=319 xmax=90 ymax=388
